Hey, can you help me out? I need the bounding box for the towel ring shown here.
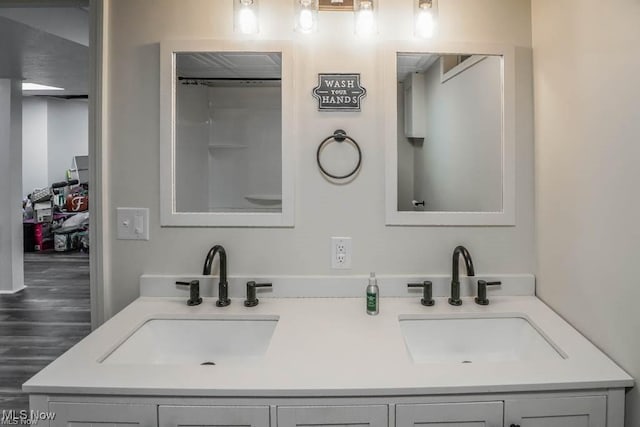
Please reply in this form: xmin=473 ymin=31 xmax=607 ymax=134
xmin=316 ymin=129 xmax=362 ymax=180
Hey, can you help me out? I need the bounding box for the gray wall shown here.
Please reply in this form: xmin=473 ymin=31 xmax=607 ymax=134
xmin=532 ymin=0 xmax=640 ymax=424
xmin=414 ymin=56 xmax=502 ymax=212
xmin=396 ymin=83 xmax=415 ymax=212
xmin=175 ymin=84 xmax=210 ymax=212
xmin=103 ymin=0 xmax=534 ymax=316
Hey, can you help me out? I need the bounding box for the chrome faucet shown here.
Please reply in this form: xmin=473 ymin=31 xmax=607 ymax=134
xmin=449 ymin=245 xmax=475 ymax=306
xmin=203 ymin=245 xmax=230 ymax=307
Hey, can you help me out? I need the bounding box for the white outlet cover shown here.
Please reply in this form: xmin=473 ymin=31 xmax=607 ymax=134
xmin=331 ymin=237 xmax=352 ymax=269
xmin=117 ymin=207 xmax=150 ymax=240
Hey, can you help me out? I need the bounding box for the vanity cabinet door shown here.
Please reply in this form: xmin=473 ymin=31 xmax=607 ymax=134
xmin=49 ymin=402 xmax=157 ymax=427
xmin=396 ymin=402 xmax=503 ymax=427
xmin=504 ymin=396 xmax=607 ymax=427
xmin=158 ymin=405 xmax=270 ymax=427
xmin=277 ymin=405 xmax=387 ymax=427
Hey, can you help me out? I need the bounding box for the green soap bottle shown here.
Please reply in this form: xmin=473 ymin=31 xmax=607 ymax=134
xmin=366 ymin=272 xmax=379 ymax=315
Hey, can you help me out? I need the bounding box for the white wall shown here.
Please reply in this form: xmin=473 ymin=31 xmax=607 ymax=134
xmin=104 ymin=0 xmax=534 ymax=315
xmin=207 ymin=86 xmax=281 ymax=211
xmin=46 ymin=98 xmax=88 ymax=184
xmin=22 ymin=97 xmax=48 ymax=197
xmin=175 ymin=84 xmax=282 ymax=212
xmin=21 ymin=97 xmax=89 ymax=195
xmin=0 ymin=79 xmax=24 ymax=293
xmin=532 ymin=0 xmax=640 ymax=425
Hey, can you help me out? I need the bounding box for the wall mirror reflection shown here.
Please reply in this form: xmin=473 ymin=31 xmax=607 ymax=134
xmin=160 ymin=41 xmax=294 ymax=227
xmin=385 ymin=45 xmax=515 ymax=226
xmin=397 ymin=53 xmax=502 ymax=213
xmin=175 ymin=52 xmax=282 ymax=213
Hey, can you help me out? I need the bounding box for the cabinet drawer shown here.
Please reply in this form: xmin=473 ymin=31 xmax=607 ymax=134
xmin=49 ymin=402 xmax=157 ymax=427
xmin=159 ymin=405 xmax=270 ymax=427
xmin=277 ymin=405 xmax=388 ymax=427
xmin=505 ymin=395 xmax=607 ymax=427
xmin=396 ymin=402 xmax=503 ymax=427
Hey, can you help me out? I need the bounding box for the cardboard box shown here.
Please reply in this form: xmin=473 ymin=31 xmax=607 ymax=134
xmin=35 ymin=208 xmax=52 ymax=223
xmin=33 ymin=201 xmax=51 ymax=210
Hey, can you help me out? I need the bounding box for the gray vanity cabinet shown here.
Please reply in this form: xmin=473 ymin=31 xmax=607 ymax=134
xmin=396 ymin=402 xmax=503 ymax=427
xmin=33 ymin=389 xmax=620 ymax=427
xmin=49 ymin=402 xmax=157 ymax=427
xmin=277 ymin=405 xmax=388 ymax=427
xmin=504 ymin=395 xmax=607 ymax=427
xmin=158 ymin=405 xmax=270 ymax=427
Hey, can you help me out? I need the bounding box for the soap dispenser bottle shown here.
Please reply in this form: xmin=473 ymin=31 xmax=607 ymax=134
xmin=366 ymin=272 xmax=379 ymax=315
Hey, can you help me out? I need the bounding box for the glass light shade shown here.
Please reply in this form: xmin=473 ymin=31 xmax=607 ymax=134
xmin=415 ymin=0 xmax=437 ymax=38
xmin=354 ymin=0 xmax=376 ymax=36
xmin=235 ymin=0 xmax=259 ymax=35
xmin=295 ymin=0 xmax=318 ymax=33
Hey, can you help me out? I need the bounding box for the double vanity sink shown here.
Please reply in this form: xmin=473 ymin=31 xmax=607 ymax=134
xmin=23 ymin=276 xmax=633 ymax=427
xmin=101 ymin=314 xmax=561 ymax=366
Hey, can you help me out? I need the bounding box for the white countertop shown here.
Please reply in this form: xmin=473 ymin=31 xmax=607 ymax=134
xmin=23 ymin=296 xmax=633 ymax=397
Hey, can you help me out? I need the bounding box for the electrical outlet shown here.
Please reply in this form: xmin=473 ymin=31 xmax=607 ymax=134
xmin=331 ymin=237 xmax=352 ymax=269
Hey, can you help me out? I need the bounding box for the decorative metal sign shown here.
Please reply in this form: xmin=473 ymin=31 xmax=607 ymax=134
xmin=312 ymin=73 xmax=367 ymax=112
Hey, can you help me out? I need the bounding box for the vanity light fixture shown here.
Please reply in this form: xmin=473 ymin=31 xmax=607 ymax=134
xmin=235 ymin=0 xmax=259 ymax=35
xmin=295 ymin=0 xmax=319 ymax=33
xmin=295 ymin=0 xmax=375 ymax=36
xmin=415 ymin=0 xmax=437 ymax=39
xmin=354 ymin=0 xmax=376 ymax=36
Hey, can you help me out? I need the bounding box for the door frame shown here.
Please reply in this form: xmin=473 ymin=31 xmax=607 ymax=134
xmin=89 ymin=0 xmax=107 ymax=328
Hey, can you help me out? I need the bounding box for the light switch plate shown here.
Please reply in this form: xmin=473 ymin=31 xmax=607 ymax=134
xmin=117 ymin=208 xmax=150 ymax=240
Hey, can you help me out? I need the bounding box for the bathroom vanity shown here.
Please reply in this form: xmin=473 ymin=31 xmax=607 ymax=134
xmin=24 ymin=275 xmax=632 ymax=427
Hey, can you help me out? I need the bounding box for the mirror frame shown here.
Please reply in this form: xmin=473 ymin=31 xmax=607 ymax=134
xmin=160 ymin=40 xmax=294 ymax=227
xmin=383 ymin=42 xmax=516 ymax=226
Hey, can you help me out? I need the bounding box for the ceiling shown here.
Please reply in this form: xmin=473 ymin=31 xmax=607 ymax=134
xmin=176 ymin=52 xmax=283 ymax=80
xmin=397 ymin=53 xmax=439 ymax=82
xmin=0 ymin=2 xmax=89 ymax=97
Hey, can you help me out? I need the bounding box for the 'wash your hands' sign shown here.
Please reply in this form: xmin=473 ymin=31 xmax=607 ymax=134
xmin=312 ymin=73 xmax=367 ymax=112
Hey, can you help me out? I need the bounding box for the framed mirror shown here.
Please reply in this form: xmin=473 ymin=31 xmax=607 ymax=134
xmin=160 ymin=40 xmax=294 ymax=227
xmin=384 ymin=43 xmax=515 ymax=226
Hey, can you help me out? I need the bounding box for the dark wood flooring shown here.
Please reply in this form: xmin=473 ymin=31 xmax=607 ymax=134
xmin=0 ymin=252 xmax=90 ymax=412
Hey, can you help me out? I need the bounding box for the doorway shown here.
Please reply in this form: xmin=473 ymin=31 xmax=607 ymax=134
xmin=0 ymin=0 xmax=96 ymax=412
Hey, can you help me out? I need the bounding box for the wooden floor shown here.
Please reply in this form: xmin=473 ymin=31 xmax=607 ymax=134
xmin=0 ymin=252 xmax=90 ymax=412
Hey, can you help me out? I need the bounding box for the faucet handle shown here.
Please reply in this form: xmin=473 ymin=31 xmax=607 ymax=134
xmin=475 ymin=280 xmax=502 ymax=305
xmin=408 ymin=281 xmax=434 ymax=306
xmin=175 ymin=280 xmax=203 ymax=306
xmin=244 ymin=281 xmax=273 ymax=307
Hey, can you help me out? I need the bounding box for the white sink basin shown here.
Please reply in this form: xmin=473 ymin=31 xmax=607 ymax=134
xmin=101 ymin=316 xmax=278 ymax=365
xmin=399 ymin=315 xmax=563 ymax=363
